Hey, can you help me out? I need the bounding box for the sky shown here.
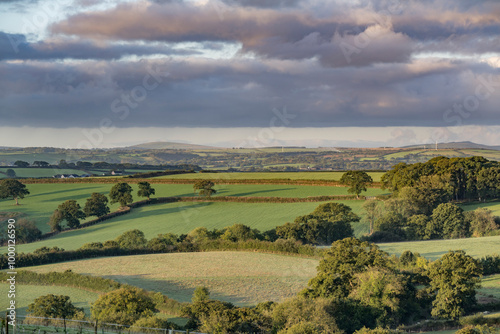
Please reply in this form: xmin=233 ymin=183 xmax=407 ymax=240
xmin=0 ymin=0 xmax=500 ymax=148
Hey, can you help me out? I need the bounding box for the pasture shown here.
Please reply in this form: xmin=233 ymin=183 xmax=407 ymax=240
xmin=378 ymin=235 xmax=500 ymax=261
xmin=1 ymin=181 xmax=377 ymax=237
xmin=0 ymin=283 xmax=98 ymax=316
xmin=6 ymin=199 xmax=369 ymax=253
xmin=26 ymin=252 xmax=319 ymax=306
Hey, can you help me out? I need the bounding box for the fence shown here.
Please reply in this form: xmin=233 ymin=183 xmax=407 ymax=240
xmin=3 ymin=316 xmax=205 ymax=334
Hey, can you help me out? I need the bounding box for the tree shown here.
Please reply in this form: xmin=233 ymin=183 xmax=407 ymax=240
xmin=311 ymin=202 xmax=360 ymax=224
xmin=14 ymin=160 xmax=29 ymax=167
xmin=6 ymin=169 xmax=16 ymax=178
xmin=272 ymin=296 xmax=341 ymax=334
xmin=27 ymin=294 xmax=83 ymax=333
xmin=193 ymin=180 xmax=217 ymax=198
xmin=16 ymin=218 xmax=42 ymax=243
xmin=466 ymin=208 xmax=498 ymax=237
xmin=221 ymin=224 xmax=258 ymax=242
xmin=362 ymin=200 xmax=382 ymax=235
xmin=192 ymin=286 xmax=210 ymax=303
xmin=340 ymin=171 xmax=373 ymax=198
xmin=54 ymin=200 xmax=86 ymax=229
xmin=84 ymin=193 xmax=110 ymax=218
xmin=0 ymin=179 xmax=30 ymax=205
xmin=49 ymin=209 xmax=64 ymax=232
xmin=91 ymin=287 xmax=156 ymax=325
xmin=430 ymin=203 xmax=469 ymax=239
xmin=349 ymin=267 xmax=405 ymax=327
xmin=137 ymin=181 xmax=156 ymax=200
xmin=406 ymin=214 xmax=429 ymax=240
xmin=374 ymin=211 xmax=406 ymax=239
xmin=115 ymin=229 xmax=147 ymax=249
xmin=303 ymin=238 xmax=390 ymax=299
xmin=428 ymin=251 xmax=482 ymax=319
xmin=109 ymin=182 xmax=133 ymax=207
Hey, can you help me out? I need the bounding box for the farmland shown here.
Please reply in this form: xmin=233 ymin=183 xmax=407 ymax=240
xmin=5 ymin=199 xmax=369 ymax=253
xmin=26 ymin=252 xmax=319 ymax=306
xmin=0 ymin=182 xmax=385 ymax=233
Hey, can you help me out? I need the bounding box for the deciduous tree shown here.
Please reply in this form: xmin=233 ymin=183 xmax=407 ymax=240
xmin=84 ymin=193 xmax=110 ymax=218
xmin=340 ymin=171 xmax=373 ymax=198
xmin=137 ymin=181 xmax=155 ymax=200
xmin=0 ymin=179 xmax=30 ymax=205
xmin=428 ymin=250 xmax=482 ymax=319
xmin=193 ymin=180 xmax=217 ymax=198
xmin=27 ymin=294 xmax=83 ymax=333
xmin=109 ymin=182 xmax=133 ymax=207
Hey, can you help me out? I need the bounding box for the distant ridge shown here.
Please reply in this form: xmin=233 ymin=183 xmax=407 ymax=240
xmin=124 ymin=141 xmax=223 ymax=150
xmin=404 ymin=141 xmax=500 ymax=151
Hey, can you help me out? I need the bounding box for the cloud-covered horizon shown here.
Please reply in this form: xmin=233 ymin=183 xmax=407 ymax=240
xmin=1 ymin=0 xmax=500 ymax=142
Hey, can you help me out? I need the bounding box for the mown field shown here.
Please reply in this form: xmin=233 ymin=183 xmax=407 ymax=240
xmin=154 ymin=171 xmax=385 ymax=182
xmin=26 ymin=252 xmax=319 ymax=306
xmin=378 ymin=235 xmax=500 ymax=260
xmin=0 ymin=182 xmax=385 ymax=233
xmin=5 ymin=199 xmax=369 ymax=253
xmin=0 ymin=284 xmax=98 ymax=316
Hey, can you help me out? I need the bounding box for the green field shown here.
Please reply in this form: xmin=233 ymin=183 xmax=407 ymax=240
xmin=6 ymin=199 xmax=369 ymax=253
xmin=378 ymin=235 xmax=500 ymax=260
xmin=0 ymin=283 xmax=98 ymax=316
xmin=154 ymin=171 xmax=385 ymax=182
xmin=478 ymin=274 xmax=500 ymax=302
xmin=26 ymin=252 xmax=319 ymax=306
xmin=0 ymin=182 xmax=380 ymax=233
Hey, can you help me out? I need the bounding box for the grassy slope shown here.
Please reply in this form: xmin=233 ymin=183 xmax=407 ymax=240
xmin=154 ymin=171 xmax=385 ymax=182
xmin=6 ymin=199 xmax=368 ymax=253
xmin=26 ymin=252 xmax=319 ymax=306
xmin=479 ymin=274 xmax=500 ymax=301
xmin=1 ymin=181 xmax=377 ymax=237
xmin=0 ymin=284 xmax=98 ymax=316
xmin=378 ymin=235 xmax=500 ymax=261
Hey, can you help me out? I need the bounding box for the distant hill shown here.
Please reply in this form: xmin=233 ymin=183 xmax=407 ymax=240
xmin=404 ymin=141 xmax=500 ymax=151
xmin=124 ymin=141 xmax=223 ymax=150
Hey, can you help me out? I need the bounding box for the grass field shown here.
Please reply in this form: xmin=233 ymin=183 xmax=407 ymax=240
xmin=26 ymin=252 xmax=319 ymax=306
xmin=6 ymin=199 xmax=369 ymax=253
xmin=0 ymin=182 xmax=379 ymax=233
xmin=0 ymin=284 xmax=98 ymax=316
xmin=378 ymin=235 xmax=500 ymax=260
xmin=154 ymin=171 xmax=385 ymax=182
xmin=478 ymin=274 xmax=500 ymax=302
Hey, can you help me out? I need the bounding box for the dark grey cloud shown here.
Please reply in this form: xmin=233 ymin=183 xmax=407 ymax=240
xmin=1 ymin=57 xmax=499 ymax=129
xmin=0 ymin=32 xmax=199 ymax=60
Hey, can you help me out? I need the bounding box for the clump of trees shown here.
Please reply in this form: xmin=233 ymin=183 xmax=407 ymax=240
xmin=363 ymin=199 xmax=499 ymax=242
xmin=381 ymin=156 xmax=500 ymax=202
xmin=275 ymin=203 xmax=357 ymax=245
xmin=27 ymin=294 xmax=84 ymax=332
